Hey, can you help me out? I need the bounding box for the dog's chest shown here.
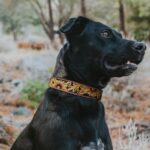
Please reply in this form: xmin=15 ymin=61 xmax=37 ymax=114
xmin=74 ymin=119 xmax=103 ymax=150
xmin=81 ymin=140 xmax=104 ymax=150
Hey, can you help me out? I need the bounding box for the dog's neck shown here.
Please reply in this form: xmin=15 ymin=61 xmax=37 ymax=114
xmin=53 ymin=44 xmax=110 ymax=89
xmin=53 ymin=44 xmax=68 ymax=78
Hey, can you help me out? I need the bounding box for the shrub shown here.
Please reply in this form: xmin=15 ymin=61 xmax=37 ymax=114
xmin=20 ymin=80 xmax=47 ymax=108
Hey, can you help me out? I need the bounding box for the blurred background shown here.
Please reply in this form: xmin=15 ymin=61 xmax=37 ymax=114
xmin=0 ymin=0 xmax=150 ymax=149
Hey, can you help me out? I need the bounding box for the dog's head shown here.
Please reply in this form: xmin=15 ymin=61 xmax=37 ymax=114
xmin=58 ymin=16 xmax=146 ymax=87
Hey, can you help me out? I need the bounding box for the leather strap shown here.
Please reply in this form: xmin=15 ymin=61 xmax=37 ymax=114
xmin=49 ymin=77 xmax=102 ymax=100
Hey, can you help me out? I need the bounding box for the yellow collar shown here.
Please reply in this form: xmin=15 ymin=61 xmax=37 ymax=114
xmin=49 ymin=77 xmax=102 ymax=100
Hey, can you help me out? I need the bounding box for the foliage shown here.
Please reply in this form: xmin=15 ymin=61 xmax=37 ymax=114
xmin=85 ymin=0 xmax=118 ymax=27
xmin=0 ymin=0 xmax=39 ymax=40
xmin=0 ymin=1 xmax=22 ymax=39
xmin=53 ymin=0 xmax=76 ymax=27
xmin=126 ymin=0 xmax=150 ymax=40
xmin=21 ymin=80 xmax=47 ymax=108
xmin=0 ymin=0 xmax=150 ymax=41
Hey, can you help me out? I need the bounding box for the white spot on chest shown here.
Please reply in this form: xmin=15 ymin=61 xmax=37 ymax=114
xmin=81 ymin=139 xmax=104 ymax=150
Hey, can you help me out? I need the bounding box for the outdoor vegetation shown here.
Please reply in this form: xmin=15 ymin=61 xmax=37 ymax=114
xmin=0 ymin=0 xmax=150 ymax=150
xmin=0 ymin=0 xmax=150 ymax=42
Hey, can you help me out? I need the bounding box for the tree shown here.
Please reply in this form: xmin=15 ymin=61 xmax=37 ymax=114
xmin=84 ymin=0 xmax=118 ymax=28
xmin=28 ymin=0 xmax=76 ymax=43
xmin=126 ymin=0 xmax=150 ymax=41
xmin=0 ymin=0 xmax=28 ymax=40
xmin=118 ymin=0 xmax=127 ymax=36
xmin=28 ymin=0 xmax=55 ymax=41
xmin=80 ymin=0 xmax=86 ymax=16
xmin=54 ymin=0 xmax=75 ymax=43
xmin=48 ymin=0 xmax=54 ymax=40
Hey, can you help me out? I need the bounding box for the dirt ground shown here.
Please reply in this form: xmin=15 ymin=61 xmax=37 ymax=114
xmin=0 ymin=43 xmax=150 ymax=150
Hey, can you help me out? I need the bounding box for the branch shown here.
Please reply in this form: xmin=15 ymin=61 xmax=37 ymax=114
xmin=47 ymin=0 xmax=54 ymax=40
xmin=33 ymin=0 xmax=48 ymax=25
xmin=33 ymin=0 xmax=45 ymax=15
xmin=57 ymin=0 xmax=75 ymax=27
xmin=47 ymin=0 xmax=53 ymax=23
xmin=29 ymin=1 xmax=51 ymax=39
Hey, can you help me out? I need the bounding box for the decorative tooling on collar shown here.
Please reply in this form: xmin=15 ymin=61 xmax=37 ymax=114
xmin=49 ymin=77 xmax=102 ymax=100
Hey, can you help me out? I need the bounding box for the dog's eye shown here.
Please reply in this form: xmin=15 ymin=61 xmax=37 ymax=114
xmin=101 ymin=30 xmax=112 ymax=38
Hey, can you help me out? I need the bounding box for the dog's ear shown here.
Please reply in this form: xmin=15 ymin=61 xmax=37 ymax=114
xmin=60 ymin=16 xmax=90 ymax=35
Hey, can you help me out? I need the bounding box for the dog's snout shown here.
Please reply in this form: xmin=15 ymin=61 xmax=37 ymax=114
xmin=131 ymin=42 xmax=146 ymax=52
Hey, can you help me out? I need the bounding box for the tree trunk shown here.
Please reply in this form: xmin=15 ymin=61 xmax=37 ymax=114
xmin=58 ymin=0 xmax=64 ymax=44
xmin=80 ymin=0 xmax=86 ymax=17
xmin=47 ymin=0 xmax=54 ymax=41
xmin=118 ymin=0 xmax=127 ymax=36
xmin=148 ymin=27 xmax=150 ymax=41
xmin=29 ymin=0 xmax=56 ymax=44
xmin=13 ymin=30 xmax=17 ymax=41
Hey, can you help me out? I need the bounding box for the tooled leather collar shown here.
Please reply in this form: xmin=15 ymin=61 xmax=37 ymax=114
xmin=49 ymin=77 xmax=102 ymax=100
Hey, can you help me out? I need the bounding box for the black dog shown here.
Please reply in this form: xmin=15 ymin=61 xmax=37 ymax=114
xmin=11 ymin=16 xmax=146 ymax=150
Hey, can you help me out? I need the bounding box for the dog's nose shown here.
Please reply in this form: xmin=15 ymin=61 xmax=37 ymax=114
xmin=131 ymin=42 xmax=146 ymax=53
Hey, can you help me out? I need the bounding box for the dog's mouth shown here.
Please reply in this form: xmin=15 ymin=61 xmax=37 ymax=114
xmin=103 ymin=55 xmax=144 ymax=76
xmin=104 ymin=59 xmax=138 ymax=70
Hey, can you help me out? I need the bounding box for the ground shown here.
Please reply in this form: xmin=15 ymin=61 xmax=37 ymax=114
xmin=0 ymin=40 xmax=150 ymax=150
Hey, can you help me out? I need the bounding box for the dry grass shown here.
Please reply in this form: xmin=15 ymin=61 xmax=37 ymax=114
xmin=114 ymin=120 xmax=150 ymax=150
